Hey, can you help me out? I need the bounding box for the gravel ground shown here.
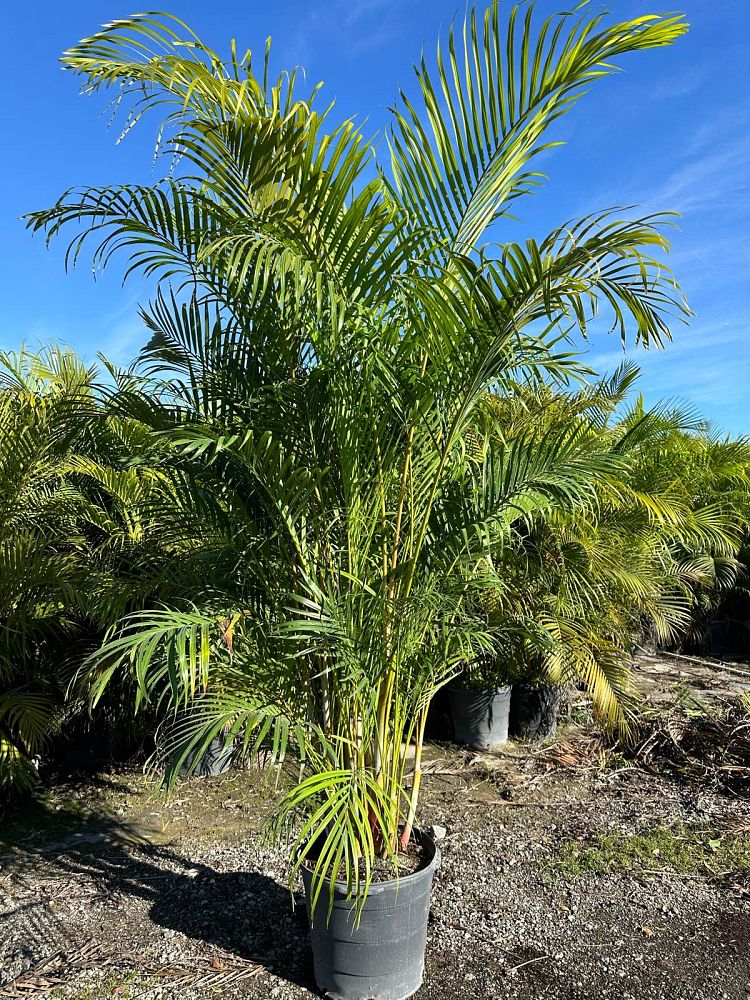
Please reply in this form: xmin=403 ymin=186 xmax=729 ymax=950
xmin=1 ymin=660 xmax=749 ymax=1000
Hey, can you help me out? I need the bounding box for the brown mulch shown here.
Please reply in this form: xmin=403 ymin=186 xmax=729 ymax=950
xmin=538 ymin=695 xmax=750 ymax=795
xmin=632 ymin=697 xmax=750 ymax=794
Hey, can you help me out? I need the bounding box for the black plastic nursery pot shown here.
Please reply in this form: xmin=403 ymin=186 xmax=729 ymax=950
xmin=708 ymin=619 xmax=726 ymax=658
xmin=423 ymin=684 xmax=453 ymax=742
xmin=178 ymin=735 xmax=233 ymax=777
xmin=448 ymin=684 xmax=511 ymax=750
xmin=301 ymin=831 xmax=440 ymax=1000
xmin=61 ymin=735 xmax=110 ymax=769
xmin=508 ymin=682 xmax=562 ymax=742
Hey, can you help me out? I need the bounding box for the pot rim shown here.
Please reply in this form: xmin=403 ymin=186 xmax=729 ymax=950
xmin=511 ymin=680 xmax=563 ymax=691
xmin=447 ymin=682 xmax=512 ymax=695
xmin=301 ymin=827 xmax=441 ymax=894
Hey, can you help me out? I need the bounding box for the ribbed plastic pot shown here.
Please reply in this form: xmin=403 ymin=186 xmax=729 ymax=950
xmin=178 ymin=736 xmax=233 ymax=777
xmin=509 ymin=683 xmax=561 ymax=741
xmin=301 ymin=832 xmax=440 ymax=1000
xmin=448 ymin=685 xmax=511 ymax=750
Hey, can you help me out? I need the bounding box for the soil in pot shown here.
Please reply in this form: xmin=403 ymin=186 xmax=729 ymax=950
xmin=302 ymin=831 xmax=439 ymax=1000
xmin=508 ymin=682 xmax=561 ymax=741
xmin=448 ymin=684 xmax=511 ymax=750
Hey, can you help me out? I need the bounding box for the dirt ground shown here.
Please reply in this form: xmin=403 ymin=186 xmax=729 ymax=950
xmin=1 ymin=654 xmax=749 ymax=1000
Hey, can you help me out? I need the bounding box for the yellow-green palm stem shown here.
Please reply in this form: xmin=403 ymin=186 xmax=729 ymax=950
xmin=399 ymin=701 xmax=429 ymax=851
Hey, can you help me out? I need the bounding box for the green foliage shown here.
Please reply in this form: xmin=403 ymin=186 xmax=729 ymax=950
xmin=0 ymin=348 xmax=192 ymax=789
xmin=472 ymin=368 xmax=750 ymax=723
xmin=0 ymin=348 xmax=98 ymax=788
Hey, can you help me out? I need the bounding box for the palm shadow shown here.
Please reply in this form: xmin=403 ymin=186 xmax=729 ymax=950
xmin=3 ymin=805 xmax=316 ymax=993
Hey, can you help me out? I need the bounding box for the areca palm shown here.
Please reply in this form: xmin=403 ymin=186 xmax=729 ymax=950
xmin=615 ymin=398 xmax=750 ymax=647
xmin=28 ymin=4 xmax=689 ymax=905
xmin=0 ymin=349 xmax=106 ymax=787
xmin=483 ymin=369 xmax=746 ymax=725
xmin=0 ymin=348 xmax=195 ymax=789
xmin=0 ymin=348 xmax=104 ymax=787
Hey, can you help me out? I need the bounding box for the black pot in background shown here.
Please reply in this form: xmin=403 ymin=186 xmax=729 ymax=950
xmin=55 ymin=705 xmax=156 ymax=771
xmin=424 ymin=685 xmax=452 ymax=741
xmin=178 ymin=735 xmax=233 ymax=777
xmin=448 ymin=684 xmax=511 ymax=750
xmin=708 ymin=619 xmax=726 ymax=658
xmin=302 ymin=831 xmax=440 ymax=1000
xmin=61 ymin=735 xmax=109 ymax=769
xmin=508 ymin=683 xmax=561 ymax=742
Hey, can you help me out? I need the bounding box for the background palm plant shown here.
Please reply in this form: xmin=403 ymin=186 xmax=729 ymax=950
xmin=0 ymin=347 xmax=197 ymax=790
xmin=0 ymin=348 xmax=95 ymax=788
xmin=25 ymin=3 xmax=692 ymax=906
xmin=622 ymin=404 xmax=750 ymax=648
xmin=480 ymin=366 xmax=746 ymax=726
xmin=0 ymin=348 xmax=145 ymax=788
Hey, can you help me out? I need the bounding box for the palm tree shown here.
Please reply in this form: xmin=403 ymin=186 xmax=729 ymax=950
xmin=479 ymin=367 xmax=745 ymax=726
xmin=0 ymin=348 xmax=195 ymax=789
xmin=27 ymin=4 xmax=689 ymax=906
xmin=613 ymin=397 xmax=750 ymax=650
xmin=0 ymin=348 xmax=126 ymax=788
xmin=0 ymin=348 xmax=90 ymax=787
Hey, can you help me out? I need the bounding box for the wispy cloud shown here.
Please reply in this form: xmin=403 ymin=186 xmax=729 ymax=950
xmin=5 ymin=286 xmax=149 ymax=369
xmin=581 ymin=314 xmax=750 ymax=424
xmin=643 ymin=137 xmax=750 ymax=216
xmin=685 ymin=104 xmax=750 ymax=157
xmin=642 ymin=352 xmax=749 ymax=411
xmin=668 ymin=237 xmax=750 ymax=298
xmin=632 ymin=65 xmax=711 ymax=104
xmin=278 ymin=0 xmax=404 ymax=69
xmin=97 ymin=313 xmax=147 ymax=367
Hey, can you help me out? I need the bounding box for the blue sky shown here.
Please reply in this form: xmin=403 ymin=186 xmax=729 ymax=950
xmin=2 ymin=1 xmax=748 ymax=434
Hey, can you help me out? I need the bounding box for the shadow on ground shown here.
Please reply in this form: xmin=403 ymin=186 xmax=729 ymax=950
xmin=1 ymin=786 xmax=316 ymax=993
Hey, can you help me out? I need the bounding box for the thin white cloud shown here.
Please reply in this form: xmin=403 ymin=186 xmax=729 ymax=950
xmin=686 ymin=104 xmax=750 ymax=156
xmin=97 ymin=314 xmax=147 ymax=366
xmin=644 ymin=136 xmax=750 ymax=215
xmin=5 ymin=286 xmax=149 ymax=369
xmin=579 ymin=313 xmax=749 ymax=425
xmin=278 ymin=0 xmax=403 ymax=68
